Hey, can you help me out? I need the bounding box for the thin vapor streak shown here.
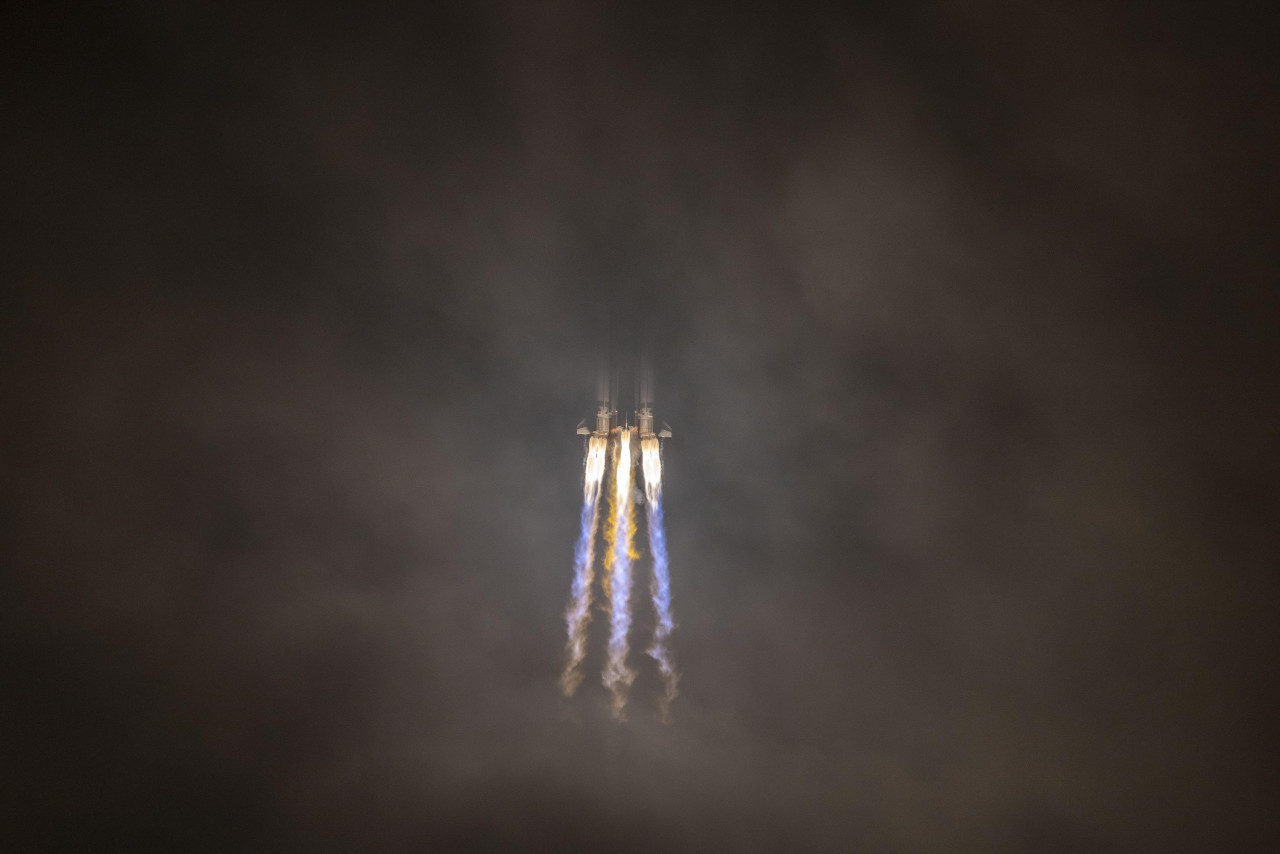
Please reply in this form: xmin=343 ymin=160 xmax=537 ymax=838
xmin=561 ymin=436 xmax=608 ymax=696
xmin=642 ymin=438 xmax=678 ymax=720
xmin=603 ymin=430 xmax=637 ymax=718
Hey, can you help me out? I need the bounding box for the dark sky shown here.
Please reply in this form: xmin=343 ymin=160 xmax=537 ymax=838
xmin=4 ymin=1 xmax=1278 ymax=850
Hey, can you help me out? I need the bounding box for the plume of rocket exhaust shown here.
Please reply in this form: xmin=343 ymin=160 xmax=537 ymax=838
xmin=642 ymin=437 xmax=679 ymax=720
xmin=601 ymin=451 xmax=618 ymax=603
xmin=560 ymin=436 xmax=608 ymax=697
xmin=603 ymin=429 xmax=637 ymax=718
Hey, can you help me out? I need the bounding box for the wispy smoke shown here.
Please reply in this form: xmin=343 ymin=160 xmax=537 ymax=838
xmin=642 ymin=437 xmax=679 ymax=720
xmin=602 ymin=430 xmax=637 ymax=718
xmin=560 ymin=435 xmax=608 ymax=696
xmin=562 ymin=429 xmax=677 ymax=720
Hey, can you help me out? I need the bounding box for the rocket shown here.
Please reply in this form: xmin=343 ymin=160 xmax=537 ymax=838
xmin=564 ymin=353 xmax=678 ymax=717
xmin=575 ymin=358 xmax=671 ymax=443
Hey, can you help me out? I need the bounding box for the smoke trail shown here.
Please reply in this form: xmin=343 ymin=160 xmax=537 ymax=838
xmin=642 ymin=437 xmax=679 ymax=720
xmin=560 ymin=436 xmax=608 ymax=697
xmin=603 ymin=430 xmax=637 ymax=718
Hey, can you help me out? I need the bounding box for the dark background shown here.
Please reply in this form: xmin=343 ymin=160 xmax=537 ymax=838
xmin=3 ymin=1 xmax=1278 ymax=850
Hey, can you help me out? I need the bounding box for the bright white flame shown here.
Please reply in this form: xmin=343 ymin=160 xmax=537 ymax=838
xmin=641 ymin=437 xmax=662 ymax=503
xmin=584 ymin=434 xmax=607 ymax=500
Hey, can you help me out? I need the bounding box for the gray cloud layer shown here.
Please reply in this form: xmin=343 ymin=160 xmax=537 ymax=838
xmin=4 ymin=1 xmax=1277 ymax=850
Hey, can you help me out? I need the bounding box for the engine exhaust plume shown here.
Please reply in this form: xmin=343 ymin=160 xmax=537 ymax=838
xmin=603 ymin=429 xmax=637 ymax=718
xmin=560 ymin=435 xmax=608 ymax=697
xmin=641 ymin=437 xmax=679 ymax=720
xmin=564 ymin=361 xmax=676 ymax=721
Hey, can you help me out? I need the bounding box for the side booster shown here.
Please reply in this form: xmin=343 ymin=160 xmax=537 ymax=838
xmin=576 ymin=364 xmax=616 ymax=438
xmin=634 ymin=404 xmax=671 ymax=441
xmin=636 ymin=357 xmax=673 ymax=443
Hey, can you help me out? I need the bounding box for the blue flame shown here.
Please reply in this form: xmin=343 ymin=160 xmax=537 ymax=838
xmin=560 ymin=446 xmax=604 ymax=697
xmin=645 ymin=490 xmax=679 ymax=716
xmin=567 ymin=495 xmax=598 ymax=628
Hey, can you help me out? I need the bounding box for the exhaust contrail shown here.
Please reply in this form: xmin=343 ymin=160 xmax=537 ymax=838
xmin=641 ymin=437 xmax=679 ymax=720
xmin=603 ymin=428 xmax=637 ymax=718
xmin=560 ymin=436 xmax=608 ymax=697
xmin=563 ymin=359 xmax=676 ymax=721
